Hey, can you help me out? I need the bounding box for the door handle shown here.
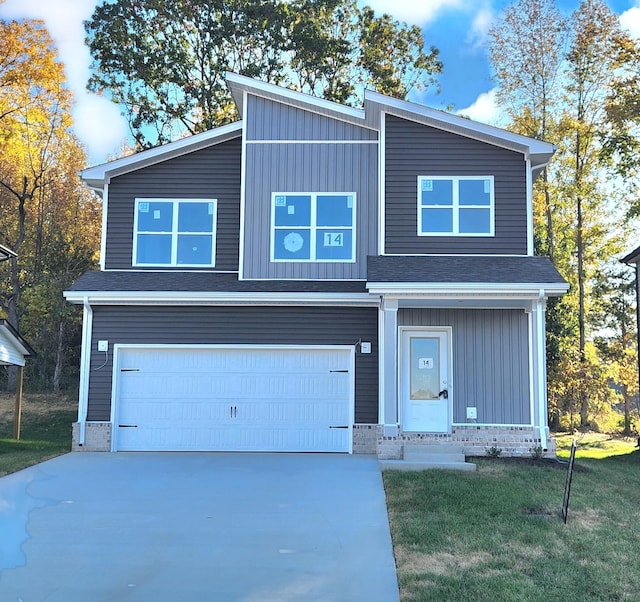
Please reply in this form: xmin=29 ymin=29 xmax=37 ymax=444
xmin=438 ymin=389 xmax=449 ymax=399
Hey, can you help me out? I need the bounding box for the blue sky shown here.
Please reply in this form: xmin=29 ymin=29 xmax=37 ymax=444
xmin=1 ymin=0 xmax=639 ymax=164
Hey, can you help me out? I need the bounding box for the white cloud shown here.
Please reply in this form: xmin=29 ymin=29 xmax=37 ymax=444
xmin=0 ymin=0 xmax=128 ymax=164
xmin=456 ymin=88 xmax=501 ymax=124
xmin=620 ymin=3 xmax=640 ymax=39
xmin=362 ymin=0 xmax=463 ymax=25
xmin=466 ymin=7 xmax=494 ymax=50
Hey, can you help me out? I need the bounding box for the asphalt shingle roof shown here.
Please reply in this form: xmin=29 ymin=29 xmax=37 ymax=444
xmin=367 ymin=255 xmax=567 ymax=285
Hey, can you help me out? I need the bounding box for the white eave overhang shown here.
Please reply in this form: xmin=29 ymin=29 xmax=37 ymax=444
xmin=63 ymin=290 xmax=380 ymax=307
xmin=80 ymin=121 xmax=244 ymax=190
xmin=366 ymin=281 xmax=569 ymax=298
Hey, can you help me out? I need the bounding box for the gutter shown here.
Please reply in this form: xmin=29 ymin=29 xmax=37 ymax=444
xmin=77 ymin=297 xmax=93 ymax=446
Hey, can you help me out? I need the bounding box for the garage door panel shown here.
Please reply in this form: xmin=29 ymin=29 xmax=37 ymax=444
xmin=114 ymin=347 xmax=352 ymax=452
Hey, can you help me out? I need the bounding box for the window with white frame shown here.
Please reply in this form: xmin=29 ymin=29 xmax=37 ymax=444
xmin=271 ymin=193 xmax=356 ymax=262
xmin=133 ymin=199 xmax=217 ymax=266
xmin=418 ymin=176 xmax=494 ymax=236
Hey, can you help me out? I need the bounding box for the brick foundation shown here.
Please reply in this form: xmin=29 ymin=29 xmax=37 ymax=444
xmin=375 ymin=425 xmax=556 ymax=460
xmin=72 ymin=422 xmax=112 ymax=451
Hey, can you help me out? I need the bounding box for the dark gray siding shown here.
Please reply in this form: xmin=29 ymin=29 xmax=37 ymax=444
xmin=246 ymin=96 xmax=377 ymax=141
xmin=104 ymin=138 xmax=241 ymax=271
xmin=88 ymin=306 xmax=378 ymax=424
xmin=399 ymin=308 xmax=530 ymax=424
xmin=243 ymin=143 xmax=378 ymax=279
xmin=385 ymin=115 xmax=528 ymax=254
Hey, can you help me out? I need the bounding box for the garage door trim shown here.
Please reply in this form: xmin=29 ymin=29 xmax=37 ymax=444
xmin=110 ymin=343 xmax=356 ymax=452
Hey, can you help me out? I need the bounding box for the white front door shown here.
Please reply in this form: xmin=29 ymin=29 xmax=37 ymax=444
xmin=401 ymin=328 xmax=451 ymax=433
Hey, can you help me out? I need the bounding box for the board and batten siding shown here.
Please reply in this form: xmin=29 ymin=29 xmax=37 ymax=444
xmin=243 ymin=143 xmax=378 ymax=279
xmin=385 ymin=115 xmax=528 ymax=255
xmin=104 ymin=137 xmax=241 ymax=271
xmin=246 ymin=96 xmax=378 ymax=141
xmin=399 ymin=308 xmax=531 ymax=425
xmin=87 ymin=306 xmax=378 ymax=424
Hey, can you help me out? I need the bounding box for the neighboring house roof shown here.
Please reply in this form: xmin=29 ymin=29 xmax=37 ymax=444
xmin=0 ymin=319 xmax=35 ymax=366
xmin=81 ymin=74 xmax=556 ymax=189
xmin=622 ymin=245 xmax=640 ymax=264
xmin=0 ymin=244 xmax=17 ymax=262
xmin=367 ymin=255 xmax=568 ymax=296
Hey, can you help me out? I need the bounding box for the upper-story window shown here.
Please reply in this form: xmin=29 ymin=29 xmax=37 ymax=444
xmin=133 ymin=198 xmax=217 ymax=267
xmin=271 ymin=193 xmax=356 ymax=262
xmin=418 ymin=176 xmax=494 ymax=236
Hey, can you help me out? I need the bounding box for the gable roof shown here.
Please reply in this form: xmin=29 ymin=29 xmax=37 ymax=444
xmin=80 ymin=74 xmax=555 ymax=188
xmin=0 ymin=320 xmax=35 ymax=366
xmin=80 ymin=121 xmax=243 ymax=191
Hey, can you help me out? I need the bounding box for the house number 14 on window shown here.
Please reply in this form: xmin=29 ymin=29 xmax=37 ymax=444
xmin=324 ymin=232 xmax=344 ymax=247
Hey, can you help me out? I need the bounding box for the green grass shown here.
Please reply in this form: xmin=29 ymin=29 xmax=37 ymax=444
xmin=384 ymin=450 xmax=640 ymax=601
xmin=0 ymin=393 xmax=76 ymax=477
xmin=555 ymin=431 xmax=639 ymax=459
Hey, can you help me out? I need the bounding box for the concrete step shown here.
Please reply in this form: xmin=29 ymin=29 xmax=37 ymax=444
xmin=403 ymin=444 xmax=466 ymax=463
xmin=379 ymin=459 xmax=477 ymax=472
xmin=404 ymin=444 xmax=465 ymax=456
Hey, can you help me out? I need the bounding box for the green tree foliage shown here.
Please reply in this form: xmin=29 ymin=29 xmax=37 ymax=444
xmin=0 ymin=18 xmax=101 ymax=391
xmin=490 ymin=0 xmax=639 ymax=432
xmin=85 ymin=0 xmax=442 ymax=148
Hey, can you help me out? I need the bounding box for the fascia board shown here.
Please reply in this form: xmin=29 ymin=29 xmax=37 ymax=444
xmin=366 ymin=282 xmax=569 ymax=297
xmin=364 ymin=90 xmax=555 ymax=167
xmin=225 ymin=72 xmax=367 ymax=125
xmin=621 ymin=246 xmax=640 ymax=264
xmin=80 ymin=121 xmax=244 ymax=185
xmin=0 ymin=324 xmax=33 ymax=359
xmin=63 ymin=290 xmax=380 ymax=306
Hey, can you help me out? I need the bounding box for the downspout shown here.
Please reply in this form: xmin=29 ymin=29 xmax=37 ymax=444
xmin=77 ymin=297 xmax=93 ymax=446
xmin=536 ymin=290 xmax=548 ymax=451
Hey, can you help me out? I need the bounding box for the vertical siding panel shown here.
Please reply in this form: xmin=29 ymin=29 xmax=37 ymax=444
xmin=398 ymin=308 xmax=530 ymax=425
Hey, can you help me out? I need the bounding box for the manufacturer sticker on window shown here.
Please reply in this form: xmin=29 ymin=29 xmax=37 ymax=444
xmin=139 ymin=202 xmax=149 ymax=213
xmin=346 ymin=196 xmax=353 ymax=209
xmin=208 ymin=202 xmax=214 ymax=215
xmin=288 ymin=205 xmax=295 ymax=215
xmin=153 ymin=210 xmax=161 ymax=220
xmin=422 ymin=180 xmax=433 ymax=191
xmin=275 ymin=196 xmax=286 ymax=206
xmin=484 ymin=180 xmax=491 ymax=193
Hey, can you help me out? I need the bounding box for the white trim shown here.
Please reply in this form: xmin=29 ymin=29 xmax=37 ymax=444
xmin=270 ymin=192 xmax=357 ymax=263
xmin=77 ymin=298 xmax=93 ymax=446
xmin=527 ymin=304 xmax=536 ymax=432
xmin=366 ymin=283 xmax=569 ymax=296
xmin=451 ymin=422 xmax=534 ymax=428
xmin=132 ymin=198 xmax=217 ymax=268
xmin=364 ymin=89 xmax=555 ymax=167
xmin=246 ymin=139 xmax=377 ymax=145
xmin=99 ymin=182 xmax=108 ymax=270
xmin=226 ymin=72 xmax=366 ymax=121
xmin=378 ymin=304 xmax=385 ymax=430
xmin=417 ymin=175 xmax=495 ymax=237
xmin=534 ymin=294 xmax=548 ymax=450
xmin=526 ymin=157 xmax=534 ymax=255
xmin=110 ymin=343 xmax=356 ymax=453
xmin=398 ymin=326 xmax=453 ymax=434
xmin=80 ymin=122 xmax=243 ymax=186
xmin=238 ymin=91 xmax=248 ymax=280
xmin=63 ymin=290 xmax=379 ymax=306
xmin=379 ymin=112 xmax=386 ymax=255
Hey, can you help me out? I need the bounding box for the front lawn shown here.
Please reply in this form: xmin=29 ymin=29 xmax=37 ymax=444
xmin=0 ymin=392 xmax=76 ymax=477
xmin=384 ymin=448 xmax=640 ymax=601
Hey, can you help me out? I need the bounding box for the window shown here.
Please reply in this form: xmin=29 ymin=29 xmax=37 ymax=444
xmin=133 ymin=199 xmax=217 ymax=266
xmin=271 ymin=193 xmax=356 ymax=262
xmin=418 ymin=176 xmax=494 ymax=236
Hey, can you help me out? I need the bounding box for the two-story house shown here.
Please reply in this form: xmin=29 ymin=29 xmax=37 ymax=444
xmin=64 ymin=73 xmax=568 ymax=458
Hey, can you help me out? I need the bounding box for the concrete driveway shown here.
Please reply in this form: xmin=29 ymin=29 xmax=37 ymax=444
xmin=0 ymin=453 xmax=399 ymax=601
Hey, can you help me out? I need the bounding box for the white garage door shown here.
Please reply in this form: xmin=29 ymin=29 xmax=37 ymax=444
xmin=113 ymin=346 xmax=354 ymax=452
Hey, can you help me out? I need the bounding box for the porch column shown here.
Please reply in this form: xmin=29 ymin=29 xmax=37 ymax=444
xmin=380 ymin=298 xmax=399 ymax=436
xmin=530 ymin=293 xmax=549 ymax=450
